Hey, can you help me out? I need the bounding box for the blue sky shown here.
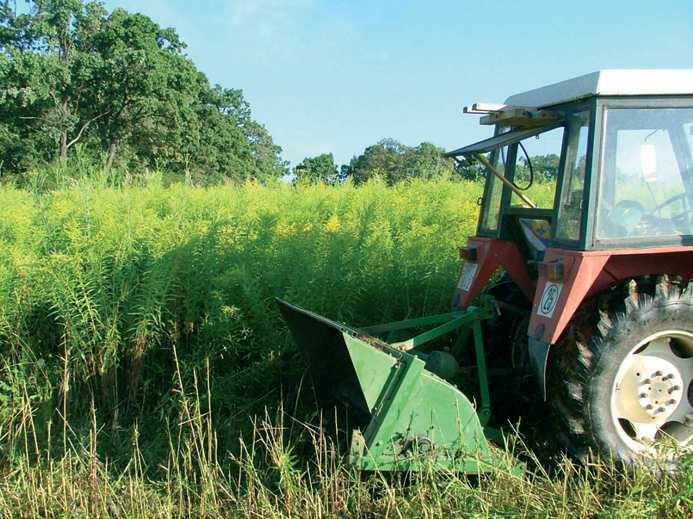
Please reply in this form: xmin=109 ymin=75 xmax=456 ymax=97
xmin=104 ymin=0 xmax=692 ymax=167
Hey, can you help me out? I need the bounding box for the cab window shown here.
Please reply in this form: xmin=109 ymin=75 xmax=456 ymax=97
xmin=557 ymin=111 xmax=590 ymax=241
xmin=479 ymin=131 xmax=511 ymax=235
xmin=510 ymin=126 xmax=564 ymax=209
xmin=597 ymin=108 xmax=693 ymax=240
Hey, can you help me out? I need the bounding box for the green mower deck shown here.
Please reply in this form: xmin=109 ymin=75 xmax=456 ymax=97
xmin=277 ymin=298 xmax=517 ymax=473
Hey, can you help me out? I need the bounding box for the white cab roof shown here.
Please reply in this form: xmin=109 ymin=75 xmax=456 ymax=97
xmin=505 ymin=69 xmax=693 ymax=108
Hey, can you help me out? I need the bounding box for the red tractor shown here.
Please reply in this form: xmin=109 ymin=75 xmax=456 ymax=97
xmin=280 ymin=70 xmax=692 ymax=471
xmin=448 ymin=69 xmax=692 ymax=465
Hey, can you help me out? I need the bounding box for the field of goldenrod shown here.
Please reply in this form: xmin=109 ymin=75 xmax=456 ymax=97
xmin=0 ymin=177 xmax=482 ymax=445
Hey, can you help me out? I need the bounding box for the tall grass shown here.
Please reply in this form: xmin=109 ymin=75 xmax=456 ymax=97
xmin=0 ymin=172 xmax=690 ymax=517
xmin=0 ymin=175 xmax=480 ymax=456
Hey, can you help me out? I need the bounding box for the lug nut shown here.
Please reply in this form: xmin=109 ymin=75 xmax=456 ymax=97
xmin=652 ymin=371 xmax=663 ymax=377
xmin=639 ymin=393 xmax=647 ymax=398
xmin=656 ymin=407 xmax=666 ymax=414
xmin=668 ymin=386 xmax=681 ymax=394
xmin=667 ymin=399 xmax=676 ymax=406
xmin=645 ymin=404 xmax=653 ymax=410
xmin=662 ymin=373 xmax=674 ymax=381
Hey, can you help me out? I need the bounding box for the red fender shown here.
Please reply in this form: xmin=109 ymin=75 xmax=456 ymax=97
xmin=452 ymin=237 xmax=534 ymax=309
xmin=529 ymin=245 xmax=693 ymax=345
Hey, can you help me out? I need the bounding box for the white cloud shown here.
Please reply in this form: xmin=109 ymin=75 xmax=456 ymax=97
xmin=228 ymin=0 xmax=315 ymax=29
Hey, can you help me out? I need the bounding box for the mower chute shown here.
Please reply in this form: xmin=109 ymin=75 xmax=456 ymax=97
xmin=277 ymin=298 xmax=511 ymax=472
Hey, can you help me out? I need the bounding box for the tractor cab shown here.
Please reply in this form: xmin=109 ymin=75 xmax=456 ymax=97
xmin=447 ymin=70 xmax=693 ymax=267
xmin=448 ymin=71 xmax=693 ymax=316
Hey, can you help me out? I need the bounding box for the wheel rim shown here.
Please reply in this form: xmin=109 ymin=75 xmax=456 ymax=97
xmin=611 ymin=330 xmax=693 ymax=453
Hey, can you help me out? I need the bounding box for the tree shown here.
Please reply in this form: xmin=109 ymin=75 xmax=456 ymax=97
xmin=0 ymin=0 xmax=110 ymax=163
xmin=87 ymin=8 xmax=195 ymax=169
xmin=404 ymin=142 xmax=455 ymax=181
xmin=294 ymin=153 xmax=337 ymax=183
xmin=516 ymin=153 xmax=560 ymax=182
xmin=0 ymin=0 xmax=285 ymax=181
xmin=346 ymin=138 xmax=403 ymax=185
xmin=345 ymin=138 xmax=455 ymax=185
xmin=452 ymin=156 xmax=486 ymax=181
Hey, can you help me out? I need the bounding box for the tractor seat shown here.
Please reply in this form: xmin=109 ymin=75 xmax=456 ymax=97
xmin=518 ymin=218 xmax=551 ymax=255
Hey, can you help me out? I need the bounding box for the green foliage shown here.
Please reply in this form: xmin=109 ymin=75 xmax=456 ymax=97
xmin=454 ymin=157 xmax=487 ymax=181
xmin=0 ymin=405 xmax=690 ymax=517
xmin=516 ymin=153 xmax=561 ymax=183
xmin=0 ymin=0 xmax=285 ymax=180
xmin=344 ymin=138 xmax=456 ymax=185
xmin=293 ymin=152 xmax=338 ymax=184
xmin=0 ymin=175 xmax=689 ymax=516
xmin=0 ymin=175 xmax=482 ymax=452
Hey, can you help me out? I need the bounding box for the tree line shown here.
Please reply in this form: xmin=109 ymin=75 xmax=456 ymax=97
xmin=294 ymin=138 xmax=463 ymax=185
xmin=293 ymin=142 xmax=560 ymax=186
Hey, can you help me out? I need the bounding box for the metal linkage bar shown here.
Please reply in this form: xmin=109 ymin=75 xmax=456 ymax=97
xmin=473 ymin=153 xmax=537 ymax=209
xmin=360 ymin=300 xmax=496 ymax=352
xmin=360 ymin=312 xmax=464 ymax=336
xmin=390 ymin=314 xmax=474 ymax=350
xmin=472 ymin=320 xmax=492 ymax=426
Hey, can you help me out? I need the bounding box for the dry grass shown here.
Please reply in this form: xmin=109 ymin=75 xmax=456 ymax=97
xmin=0 ymin=364 xmax=690 ymax=518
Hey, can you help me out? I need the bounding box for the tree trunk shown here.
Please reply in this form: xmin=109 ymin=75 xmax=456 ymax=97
xmin=59 ymin=100 xmax=70 ymax=159
xmin=59 ymin=131 xmax=68 ymax=159
xmin=106 ymin=141 xmax=118 ymax=170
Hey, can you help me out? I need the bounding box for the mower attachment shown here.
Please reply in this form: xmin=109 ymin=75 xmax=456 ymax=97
xmin=277 ymin=298 xmax=511 ymax=472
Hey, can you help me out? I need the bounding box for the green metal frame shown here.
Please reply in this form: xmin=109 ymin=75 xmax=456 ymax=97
xmin=359 ymin=298 xmax=495 ymax=426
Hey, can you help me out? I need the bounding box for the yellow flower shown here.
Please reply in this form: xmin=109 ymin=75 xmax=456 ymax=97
xmin=275 ymin=222 xmax=297 ymax=237
xmin=325 ymin=215 xmax=341 ymax=233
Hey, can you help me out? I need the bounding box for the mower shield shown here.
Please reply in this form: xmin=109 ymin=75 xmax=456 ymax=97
xmin=277 ymin=299 xmax=510 ymax=472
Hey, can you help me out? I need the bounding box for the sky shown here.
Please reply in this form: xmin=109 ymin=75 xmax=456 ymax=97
xmin=103 ymin=0 xmax=693 ymax=167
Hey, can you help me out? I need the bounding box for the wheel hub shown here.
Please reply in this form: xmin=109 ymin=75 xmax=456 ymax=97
xmin=635 ymin=365 xmax=684 ymax=419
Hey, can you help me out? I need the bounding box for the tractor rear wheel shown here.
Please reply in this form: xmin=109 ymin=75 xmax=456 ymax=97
xmin=549 ymin=277 xmax=693 ymax=467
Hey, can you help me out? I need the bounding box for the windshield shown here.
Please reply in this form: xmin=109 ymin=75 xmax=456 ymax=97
xmin=597 ymin=107 xmax=693 ymax=240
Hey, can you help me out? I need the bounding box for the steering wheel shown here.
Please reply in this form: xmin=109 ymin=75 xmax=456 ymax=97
xmin=653 ymin=193 xmax=693 ymax=230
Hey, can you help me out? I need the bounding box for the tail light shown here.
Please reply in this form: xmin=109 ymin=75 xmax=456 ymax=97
xmin=542 ymin=262 xmax=564 ymax=282
xmin=458 ymin=246 xmax=478 ymax=262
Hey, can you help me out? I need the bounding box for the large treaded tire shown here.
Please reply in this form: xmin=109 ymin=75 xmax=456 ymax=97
xmin=548 ymin=276 xmax=693 ymax=466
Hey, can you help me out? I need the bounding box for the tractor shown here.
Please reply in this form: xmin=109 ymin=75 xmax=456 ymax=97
xmin=278 ymin=70 xmax=693 ymax=472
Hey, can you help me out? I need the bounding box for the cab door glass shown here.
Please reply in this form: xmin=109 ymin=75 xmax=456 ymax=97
xmin=479 ymin=145 xmax=508 ymax=233
xmin=510 ymin=127 xmax=564 ymax=208
xmin=557 ymin=111 xmax=590 ymax=241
